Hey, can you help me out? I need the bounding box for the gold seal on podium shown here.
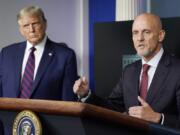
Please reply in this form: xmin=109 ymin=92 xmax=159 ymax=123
xmin=13 ymin=110 xmax=42 ymax=135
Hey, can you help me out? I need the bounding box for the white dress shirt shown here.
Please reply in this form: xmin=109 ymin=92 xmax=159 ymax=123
xmin=21 ymin=36 xmax=47 ymax=80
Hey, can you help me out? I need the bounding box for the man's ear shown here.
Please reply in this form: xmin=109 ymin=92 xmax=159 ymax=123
xmin=158 ymin=30 xmax=165 ymax=42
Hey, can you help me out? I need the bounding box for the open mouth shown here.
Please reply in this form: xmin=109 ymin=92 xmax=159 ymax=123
xmin=137 ymin=44 xmax=145 ymax=48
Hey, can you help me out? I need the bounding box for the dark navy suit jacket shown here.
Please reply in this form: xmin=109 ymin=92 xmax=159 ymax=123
xmin=0 ymin=38 xmax=78 ymax=101
xmin=87 ymin=52 xmax=180 ymax=129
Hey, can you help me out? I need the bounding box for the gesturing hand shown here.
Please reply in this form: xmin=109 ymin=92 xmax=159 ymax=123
xmin=128 ymin=96 xmax=161 ymax=123
xmin=73 ymin=77 xmax=89 ymax=97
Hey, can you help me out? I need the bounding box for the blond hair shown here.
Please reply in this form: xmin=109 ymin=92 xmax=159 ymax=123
xmin=17 ymin=6 xmax=47 ymax=23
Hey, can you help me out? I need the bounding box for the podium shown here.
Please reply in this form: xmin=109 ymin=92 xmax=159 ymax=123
xmin=0 ymin=98 xmax=179 ymax=135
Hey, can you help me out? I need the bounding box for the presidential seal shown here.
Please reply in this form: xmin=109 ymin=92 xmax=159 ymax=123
xmin=13 ymin=110 xmax=42 ymax=135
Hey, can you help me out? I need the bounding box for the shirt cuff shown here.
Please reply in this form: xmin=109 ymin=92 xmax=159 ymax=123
xmin=78 ymin=90 xmax=91 ymax=102
xmin=160 ymin=113 xmax=164 ymax=125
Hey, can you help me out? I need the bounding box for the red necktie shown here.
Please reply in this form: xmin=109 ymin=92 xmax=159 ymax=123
xmin=20 ymin=47 xmax=36 ymax=98
xmin=140 ymin=64 xmax=150 ymax=100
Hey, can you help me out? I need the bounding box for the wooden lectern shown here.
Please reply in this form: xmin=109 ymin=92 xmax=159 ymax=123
xmin=0 ymin=98 xmax=179 ymax=135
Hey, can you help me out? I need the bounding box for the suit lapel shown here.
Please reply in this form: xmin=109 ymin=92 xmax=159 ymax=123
xmin=146 ymin=53 xmax=170 ymax=104
xmin=128 ymin=61 xmax=142 ymax=106
xmin=31 ymin=39 xmax=54 ymax=96
xmin=14 ymin=43 xmax=26 ymax=97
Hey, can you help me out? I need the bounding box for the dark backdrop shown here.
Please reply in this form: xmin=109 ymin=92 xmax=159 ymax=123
xmin=94 ymin=17 xmax=180 ymax=97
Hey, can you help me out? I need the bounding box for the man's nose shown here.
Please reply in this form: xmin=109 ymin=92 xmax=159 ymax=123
xmin=29 ymin=24 xmax=35 ymax=32
xmin=137 ymin=33 xmax=144 ymax=41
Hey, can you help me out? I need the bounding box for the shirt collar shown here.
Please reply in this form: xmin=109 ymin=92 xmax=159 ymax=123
xmin=26 ymin=35 xmax=47 ymax=51
xmin=142 ymin=48 xmax=164 ymax=68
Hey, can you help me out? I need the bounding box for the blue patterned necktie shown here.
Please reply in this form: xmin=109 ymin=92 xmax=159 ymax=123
xmin=20 ymin=47 xmax=36 ymax=98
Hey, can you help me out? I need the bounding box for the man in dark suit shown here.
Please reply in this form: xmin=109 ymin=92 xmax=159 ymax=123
xmin=73 ymin=13 xmax=180 ymax=129
xmin=0 ymin=6 xmax=78 ymax=101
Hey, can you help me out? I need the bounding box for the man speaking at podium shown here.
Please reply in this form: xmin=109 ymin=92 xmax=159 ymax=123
xmin=0 ymin=6 xmax=78 ymax=101
xmin=74 ymin=13 xmax=180 ymax=129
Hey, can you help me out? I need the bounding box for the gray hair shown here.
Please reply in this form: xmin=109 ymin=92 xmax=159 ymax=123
xmin=17 ymin=6 xmax=47 ymax=23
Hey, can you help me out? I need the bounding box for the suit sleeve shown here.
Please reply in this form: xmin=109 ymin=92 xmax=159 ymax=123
xmin=163 ymin=79 xmax=180 ymax=129
xmin=62 ymin=49 xmax=78 ymax=101
xmin=85 ymin=77 xmax=125 ymax=112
